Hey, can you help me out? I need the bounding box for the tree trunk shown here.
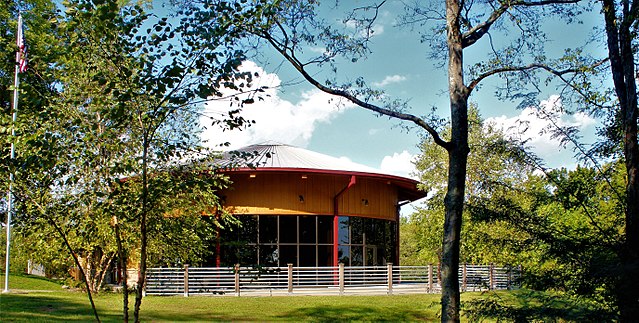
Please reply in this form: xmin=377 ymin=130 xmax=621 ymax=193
xmin=441 ymin=0 xmax=470 ymax=321
xmin=601 ymin=0 xmax=639 ymax=319
xmin=134 ymin=140 xmax=149 ymax=323
xmin=114 ymin=216 xmax=129 ymax=323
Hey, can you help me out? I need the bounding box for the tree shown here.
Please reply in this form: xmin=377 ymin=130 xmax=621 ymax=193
xmin=57 ymin=1 xmax=257 ymax=321
xmin=202 ymin=0 xmax=588 ymax=320
xmin=403 ymin=106 xmax=539 ymax=267
xmin=3 ymin=1 xmax=256 ymax=322
xmin=599 ymin=0 xmax=639 ymax=319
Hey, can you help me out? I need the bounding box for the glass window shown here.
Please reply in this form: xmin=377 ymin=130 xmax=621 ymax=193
xmin=299 ymin=216 xmax=316 ymax=243
xmin=338 ymin=217 xmax=350 ymax=245
xmin=351 ymin=217 xmax=363 ymax=244
xmin=259 ymin=245 xmax=278 ymax=267
xmin=318 ymin=245 xmax=333 ymax=267
xmin=365 ymin=218 xmax=383 ymax=245
xmin=279 ymin=216 xmax=297 ymax=243
xmin=259 ymin=216 xmax=277 ymax=244
xmin=239 ymin=215 xmax=257 ymax=244
xmin=299 ymin=245 xmax=316 ymax=267
xmin=317 ymin=216 xmax=333 ymax=244
xmin=338 ymin=246 xmax=350 ymax=265
xmin=351 ymin=246 xmax=363 ymax=266
xmin=279 ymin=245 xmax=297 ymax=266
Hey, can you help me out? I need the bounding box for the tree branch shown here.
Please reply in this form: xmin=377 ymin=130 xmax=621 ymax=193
xmin=258 ymin=31 xmax=451 ymax=150
xmin=462 ymin=0 xmax=581 ymax=48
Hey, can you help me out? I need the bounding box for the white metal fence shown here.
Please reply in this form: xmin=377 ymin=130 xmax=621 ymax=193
xmin=145 ymin=264 xmax=521 ymax=297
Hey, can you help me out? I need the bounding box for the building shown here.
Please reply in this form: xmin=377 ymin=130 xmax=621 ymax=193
xmin=211 ymin=142 xmax=426 ymax=267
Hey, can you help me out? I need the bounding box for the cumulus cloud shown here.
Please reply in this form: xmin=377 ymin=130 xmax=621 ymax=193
xmin=380 ymin=150 xmax=417 ymax=179
xmin=200 ymin=61 xmax=354 ymax=149
xmin=372 ymin=75 xmax=407 ymax=87
xmin=486 ymin=95 xmax=596 ymax=161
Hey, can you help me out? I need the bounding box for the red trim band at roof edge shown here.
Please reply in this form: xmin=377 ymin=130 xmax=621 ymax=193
xmin=219 ymin=167 xmax=423 ymax=188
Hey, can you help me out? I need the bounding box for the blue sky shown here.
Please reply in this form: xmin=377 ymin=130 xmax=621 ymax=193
xmin=199 ymin=0 xmax=609 ymax=181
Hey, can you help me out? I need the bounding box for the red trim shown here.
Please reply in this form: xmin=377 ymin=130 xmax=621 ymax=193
xmin=219 ymin=167 xmax=421 ymax=188
xmin=333 ymin=176 xmax=357 ymax=267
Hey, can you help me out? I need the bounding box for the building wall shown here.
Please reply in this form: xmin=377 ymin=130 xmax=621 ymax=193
xmin=220 ymin=172 xmax=399 ymax=220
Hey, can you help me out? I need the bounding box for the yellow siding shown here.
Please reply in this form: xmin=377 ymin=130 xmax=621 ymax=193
xmin=221 ymin=172 xmax=398 ymax=221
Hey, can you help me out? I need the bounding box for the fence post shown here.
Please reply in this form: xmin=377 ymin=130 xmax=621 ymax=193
xmin=234 ymin=264 xmax=240 ymax=296
xmin=387 ymin=263 xmax=393 ymax=295
xmin=462 ymin=263 xmax=467 ymax=292
xmin=339 ymin=263 xmax=344 ymax=295
xmin=184 ymin=264 xmax=189 ymax=297
xmin=427 ymin=264 xmax=433 ymax=293
xmin=507 ymin=265 xmax=512 ymax=290
xmin=437 ymin=263 xmax=442 ymax=289
xmin=287 ymin=263 xmax=293 ymax=294
xmin=489 ymin=263 xmax=494 ymax=290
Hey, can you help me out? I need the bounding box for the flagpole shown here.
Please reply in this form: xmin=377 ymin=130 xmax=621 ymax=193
xmin=4 ymin=13 xmax=23 ymax=294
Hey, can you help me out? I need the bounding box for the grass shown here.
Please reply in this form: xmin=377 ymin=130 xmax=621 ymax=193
xmin=1 ymin=274 xmax=613 ymax=322
xmin=1 ymin=273 xmax=442 ymax=322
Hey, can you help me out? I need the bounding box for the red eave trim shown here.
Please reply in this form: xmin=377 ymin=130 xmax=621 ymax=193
xmin=219 ymin=167 xmax=427 ymax=201
xmin=219 ymin=167 xmax=419 ymax=185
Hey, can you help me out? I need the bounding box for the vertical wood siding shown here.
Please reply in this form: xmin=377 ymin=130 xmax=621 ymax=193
xmin=221 ymin=172 xmax=398 ymax=220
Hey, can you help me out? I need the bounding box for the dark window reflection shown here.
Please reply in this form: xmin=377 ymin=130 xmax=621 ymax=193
xmin=259 ymin=245 xmax=278 ymax=267
xmin=338 ymin=246 xmax=350 ymax=265
xmin=299 ymin=216 xmax=316 ymax=243
xmin=317 ymin=216 xmax=333 ymax=243
xmin=351 ymin=246 xmax=363 ymax=266
xmin=318 ymin=245 xmax=333 ymax=267
xmin=259 ymin=216 xmax=277 ymax=243
xmin=210 ymin=214 xmax=397 ymax=268
xmin=240 ymin=216 xmax=257 ymax=243
xmin=299 ymin=246 xmax=316 ymax=267
xmin=351 ymin=217 xmax=363 ymax=244
xmin=280 ymin=245 xmax=297 ymax=266
xmin=279 ymin=216 xmax=297 ymax=243
xmin=338 ymin=216 xmax=350 ymax=244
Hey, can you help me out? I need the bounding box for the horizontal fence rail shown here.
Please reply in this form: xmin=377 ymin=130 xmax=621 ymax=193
xmin=145 ymin=263 xmax=521 ymax=297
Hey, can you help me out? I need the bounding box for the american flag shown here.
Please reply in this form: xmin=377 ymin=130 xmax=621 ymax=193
xmin=17 ymin=14 xmax=27 ymax=73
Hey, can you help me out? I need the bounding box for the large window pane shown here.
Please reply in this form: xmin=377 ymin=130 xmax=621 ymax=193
xmin=338 ymin=246 xmax=350 ymax=265
xmin=351 ymin=246 xmax=363 ymax=266
xmin=279 ymin=216 xmax=297 ymax=243
xmin=365 ymin=218 xmax=383 ymax=245
xmin=317 ymin=216 xmax=333 ymax=244
xmin=239 ymin=215 xmax=257 ymax=244
xmin=318 ymin=245 xmax=333 ymax=267
xmin=338 ymin=217 xmax=350 ymax=245
xmin=279 ymin=245 xmax=297 ymax=266
xmin=299 ymin=246 xmax=316 ymax=267
xmin=351 ymin=217 xmax=363 ymax=244
xmin=299 ymin=216 xmax=316 ymax=243
xmin=259 ymin=245 xmax=278 ymax=267
xmin=259 ymin=216 xmax=277 ymax=244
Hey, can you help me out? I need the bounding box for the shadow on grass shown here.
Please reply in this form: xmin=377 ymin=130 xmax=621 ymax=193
xmin=463 ymin=289 xmax=617 ymax=322
xmin=278 ymin=305 xmax=437 ymax=322
xmin=0 ymin=293 xmax=121 ymax=322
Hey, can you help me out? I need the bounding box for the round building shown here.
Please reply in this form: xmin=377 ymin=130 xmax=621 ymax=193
xmin=212 ymin=143 xmax=426 ymax=267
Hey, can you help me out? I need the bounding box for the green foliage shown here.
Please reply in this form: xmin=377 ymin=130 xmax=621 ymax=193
xmin=463 ymin=290 xmax=616 ymax=322
xmin=402 ymin=106 xmax=538 ymax=267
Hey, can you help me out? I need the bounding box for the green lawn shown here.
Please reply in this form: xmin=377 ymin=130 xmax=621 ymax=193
xmin=0 ymin=274 xmax=612 ymax=322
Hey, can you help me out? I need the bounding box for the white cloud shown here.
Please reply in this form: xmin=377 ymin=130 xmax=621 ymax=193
xmin=372 ymin=75 xmax=407 ymax=87
xmin=486 ymin=95 xmax=596 ymax=163
xmin=380 ymin=150 xmax=417 ymax=179
xmin=200 ymin=61 xmax=354 ymax=149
